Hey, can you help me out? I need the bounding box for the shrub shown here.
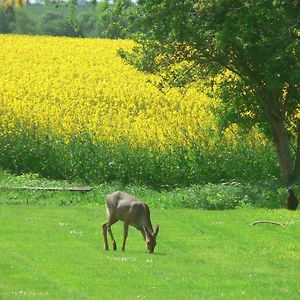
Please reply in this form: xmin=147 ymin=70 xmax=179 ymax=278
xmin=38 ymin=11 xmax=81 ymax=37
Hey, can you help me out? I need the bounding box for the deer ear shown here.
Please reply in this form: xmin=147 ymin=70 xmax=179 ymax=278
xmin=153 ymin=225 xmax=159 ymax=238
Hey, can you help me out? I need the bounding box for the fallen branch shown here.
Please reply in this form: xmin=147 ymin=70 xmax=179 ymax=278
xmin=0 ymin=186 xmax=92 ymax=193
xmin=251 ymin=220 xmax=285 ymax=227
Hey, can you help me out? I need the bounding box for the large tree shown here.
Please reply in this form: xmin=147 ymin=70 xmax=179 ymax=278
xmin=97 ymin=0 xmax=138 ymax=38
xmin=122 ymin=0 xmax=300 ymax=184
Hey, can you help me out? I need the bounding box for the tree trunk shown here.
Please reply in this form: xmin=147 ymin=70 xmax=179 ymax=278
xmin=268 ymin=115 xmax=294 ymax=184
xmin=262 ymin=93 xmax=294 ymax=184
xmin=293 ymin=121 xmax=300 ymax=179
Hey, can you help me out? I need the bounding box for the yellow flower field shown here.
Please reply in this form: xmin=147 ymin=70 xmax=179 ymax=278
xmin=0 ymin=35 xmax=277 ymax=185
xmin=0 ymin=34 xmax=224 ymax=150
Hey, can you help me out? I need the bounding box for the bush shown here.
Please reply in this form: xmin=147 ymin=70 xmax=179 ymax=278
xmin=77 ymin=10 xmax=98 ymax=37
xmin=14 ymin=10 xmax=37 ymax=35
xmin=0 ymin=7 xmax=15 ymax=33
xmin=38 ymin=11 xmax=82 ymax=37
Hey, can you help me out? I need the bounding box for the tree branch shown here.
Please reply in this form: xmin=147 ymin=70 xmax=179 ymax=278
xmin=251 ymin=220 xmax=286 ymax=227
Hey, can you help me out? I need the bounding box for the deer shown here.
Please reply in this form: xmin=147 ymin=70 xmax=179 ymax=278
xmin=102 ymin=191 xmax=159 ymax=253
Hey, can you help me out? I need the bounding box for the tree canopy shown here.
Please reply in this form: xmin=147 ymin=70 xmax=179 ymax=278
xmin=97 ymin=0 xmax=139 ymax=38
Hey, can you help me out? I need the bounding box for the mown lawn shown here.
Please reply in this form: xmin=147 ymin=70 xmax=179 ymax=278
xmin=0 ymin=204 xmax=299 ymax=299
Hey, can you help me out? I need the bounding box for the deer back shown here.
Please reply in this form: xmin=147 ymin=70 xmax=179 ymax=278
xmin=105 ymin=191 xmax=153 ymax=231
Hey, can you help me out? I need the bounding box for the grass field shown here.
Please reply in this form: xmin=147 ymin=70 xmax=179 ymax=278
xmin=1 ymin=197 xmax=300 ymax=299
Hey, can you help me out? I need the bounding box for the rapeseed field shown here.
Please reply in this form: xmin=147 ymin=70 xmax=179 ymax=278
xmin=0 ymin=34 xmax=219 ymax=149
xmin=0 ymin=35 xmax=278 ymax=186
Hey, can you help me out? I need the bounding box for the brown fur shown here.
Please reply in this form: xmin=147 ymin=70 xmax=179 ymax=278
xmin=286 ymin=187 xmax=298 ymax=210
xmin=102 ymin=191 xmax=159 ymax=253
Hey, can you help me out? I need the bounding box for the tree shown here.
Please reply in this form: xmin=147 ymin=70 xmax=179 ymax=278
xmin=0 ymin=6 xmax=15 ymax=33
xmin=97 ymin=0 xmax=139 ymax=38
xmin=0 ymin=0 xmax=22 ymax=33
xmin=122 ymin=0 xmax=300 ymax=184
xmin=14 ymin=9 xmax=36 ymax=34
xmin=38 ymin=10 xmax=82 ymax=37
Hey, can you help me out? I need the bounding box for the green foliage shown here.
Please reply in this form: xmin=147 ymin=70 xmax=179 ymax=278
xmin=0 ymin=129 xmax=279 ymax=192
xmin=0 ymin=3 xmax=139 ymax=38
xmin=0 ymin=5 xmax=32 ymax=34
xmin=77 ymin=9 xmax=99 ymax=37
xmin=13 ymin=9 xmax=37 ymax=35
xmin=0 ymin=6 xmax=15 ymax=33
xmin=158 ymin=182 xmax=291 ymax=210
xmin=0 ymin=204 xmax=300 ymax=299
xmin=1 ymin=167 xmax=299 ymax=210
xmin=132 ymin=0 xmax=300 ymax=98
xmin=0 ymin=170 xmax=285 ymax=209
xmin=38 ymin=10 xmax=82 ymax=37
xmin=96 ymin=0 xmax=140 ymax=38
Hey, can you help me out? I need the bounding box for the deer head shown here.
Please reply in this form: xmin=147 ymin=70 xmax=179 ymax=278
xmin=143 ymin=225 xmax=159 ymax=253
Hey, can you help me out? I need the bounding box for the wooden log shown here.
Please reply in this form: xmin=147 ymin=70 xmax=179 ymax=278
xmin=0 ymin=186 xmax=92 ymax=192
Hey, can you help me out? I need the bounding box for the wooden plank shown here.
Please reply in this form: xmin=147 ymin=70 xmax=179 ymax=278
xmin=0 ymin=186 xmax=92 ymax=192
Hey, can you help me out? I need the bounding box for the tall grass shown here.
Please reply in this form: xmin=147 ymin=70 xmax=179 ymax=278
xmin=0 ymin=129 xmax=279 ymax=189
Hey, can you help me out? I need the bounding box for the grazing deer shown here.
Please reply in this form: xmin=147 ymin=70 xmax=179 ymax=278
xmin=102 ymin=191 xmax=159 ymax=253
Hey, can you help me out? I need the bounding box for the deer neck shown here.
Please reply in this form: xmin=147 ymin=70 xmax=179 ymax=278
xmin=141 ymin=203 xmax=153 ymax=233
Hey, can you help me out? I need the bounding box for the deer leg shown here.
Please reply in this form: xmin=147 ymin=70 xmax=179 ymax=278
xmin=102 ymin=223 xmax=109 ymax=250
xmin=122 ymin=223 xmax=129 ymax=251
xmin=106 ymin=216 xmax=118 ymax=251
xmin=107 ymin=225 xmax=117 ymax=251
xmin=102 ymin=215 xmax=118 ymax=251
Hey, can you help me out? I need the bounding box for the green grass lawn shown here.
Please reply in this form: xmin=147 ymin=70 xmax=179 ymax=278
xmin=1 ymin=204 xmax=299 ymax=299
